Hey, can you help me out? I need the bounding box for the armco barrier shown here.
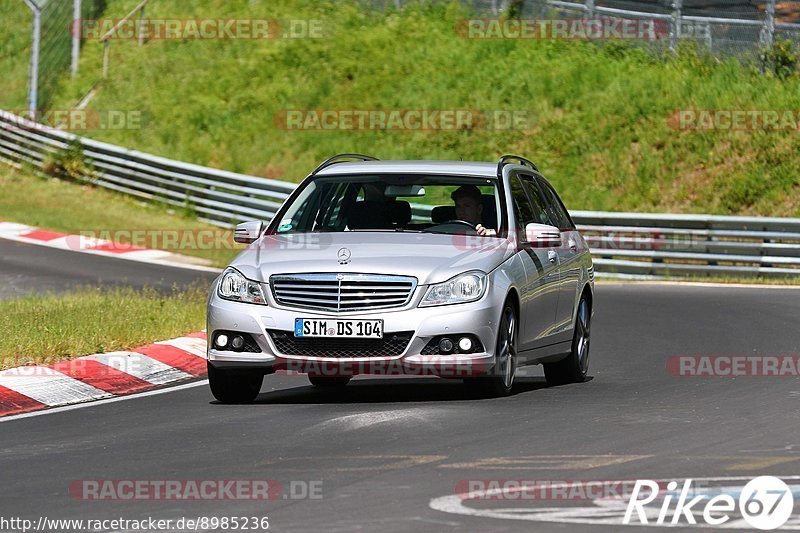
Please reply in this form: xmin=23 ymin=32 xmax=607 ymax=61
xmin=1 ymin=110 xmax=799 ymax=279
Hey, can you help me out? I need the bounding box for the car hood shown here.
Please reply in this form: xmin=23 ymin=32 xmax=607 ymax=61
xmin=229 ymin=231 xmax=514 ymax=286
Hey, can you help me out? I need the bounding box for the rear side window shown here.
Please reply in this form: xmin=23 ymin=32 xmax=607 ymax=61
xmin=536 ymin=178 xmax=575 ymax=230
xmin=518 ymin=174 xmax=551 ymax=226
xmin=509 ymin=176 xmax=537 ymax=231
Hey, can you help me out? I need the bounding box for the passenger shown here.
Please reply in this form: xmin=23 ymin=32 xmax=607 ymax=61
xmin=451 ymin=185 xmax=495 ymax=236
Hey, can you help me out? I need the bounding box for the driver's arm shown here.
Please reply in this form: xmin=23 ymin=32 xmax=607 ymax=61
xmin=475 ymin=224 xmax=496 ymax=236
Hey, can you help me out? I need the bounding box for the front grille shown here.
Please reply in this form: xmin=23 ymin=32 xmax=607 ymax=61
xmin=267 ymin=330 xmax=414 ymax=358
xmin=270 ymin=273 xmax=417 ymax=312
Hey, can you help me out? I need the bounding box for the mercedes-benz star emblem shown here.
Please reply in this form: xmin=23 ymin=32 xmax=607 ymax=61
xmin=337 ymin=248 xmax=351 ymax=264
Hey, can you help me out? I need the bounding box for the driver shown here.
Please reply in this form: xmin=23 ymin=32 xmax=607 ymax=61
xmin=451 ymin=185 xmax=495 ymax=236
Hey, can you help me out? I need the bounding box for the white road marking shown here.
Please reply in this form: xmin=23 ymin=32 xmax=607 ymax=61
xmin=430 ymin=475 xmax=800 ymax=528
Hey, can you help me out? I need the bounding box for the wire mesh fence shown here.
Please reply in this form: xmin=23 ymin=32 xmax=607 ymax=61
xmin=13 ymin=0 xmax=800 ymax=120
xmin=19 ymin=0 xmax=104 ymax=117
xmin=376 ymin=0 xmax=800 ymax=61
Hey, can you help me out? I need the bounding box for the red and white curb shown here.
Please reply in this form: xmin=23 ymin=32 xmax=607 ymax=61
xmin=0 ymin=332 xmax=208 ymax=418
xmin=0 ymin=221 xmax=219 ymax=272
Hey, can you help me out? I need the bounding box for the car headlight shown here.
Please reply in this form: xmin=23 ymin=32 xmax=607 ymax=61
xmin=419 ymin=271 xmax=487 ymax=307
xmin=217 ymin=268 xmax=267 ymax=305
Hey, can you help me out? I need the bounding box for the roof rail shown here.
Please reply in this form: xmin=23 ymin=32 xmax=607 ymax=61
xmin=496 ymin=154 xmax=538 ymax=177
xmin=312 ymin=153 xmax=379 ymax=175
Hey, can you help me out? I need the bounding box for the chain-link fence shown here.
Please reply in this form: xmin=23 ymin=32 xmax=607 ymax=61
xmin=17 ymin=0 xmax=800 ymax=119
xmin=20 ymin=0 xmax=104 ymax=118
xmin=375 ymin=0 xmax=800 ymax=61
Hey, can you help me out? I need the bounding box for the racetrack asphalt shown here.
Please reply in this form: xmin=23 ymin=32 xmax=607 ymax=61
xmin=0 ymin=238 xmax=218 ymax=299
xmin=1 ymin=252 xmax=799 ymax=532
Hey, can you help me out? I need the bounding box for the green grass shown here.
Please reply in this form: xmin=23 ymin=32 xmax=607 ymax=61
xmin=0 ymin=285 xmax=207 ymax=369
xmin=27 ymin=0 xmax=798 ymax=218
xmin=0 ymin=2 xmax=33 ymax=111
xmin=0 ymin=166 xmax=239 ymax=267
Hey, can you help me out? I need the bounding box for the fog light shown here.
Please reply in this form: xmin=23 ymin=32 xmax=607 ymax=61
xmin=231 ymin=336 xmax=245 ymax=350
xmin=215 ymin=334 xmax=228 ymax=348
xmin=458 ymin=337 xmax=473 ymax=352
xmin=438 ymin=338 xmax=454 ymax=354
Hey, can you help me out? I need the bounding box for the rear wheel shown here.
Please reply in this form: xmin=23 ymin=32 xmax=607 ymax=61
xmin=544 ymin=295 xmax=591 ymax=386
xmin=308 ymin=376 xmax=351 ymax=388
xmin=464 ymin=302 xmax=517 ymax=397
xmin=207 ymin=363 xmax=263 ymax=404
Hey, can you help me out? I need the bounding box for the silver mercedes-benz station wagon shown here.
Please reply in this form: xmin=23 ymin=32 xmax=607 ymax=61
xmin=206 ymin=154 xmax=594 ymax=402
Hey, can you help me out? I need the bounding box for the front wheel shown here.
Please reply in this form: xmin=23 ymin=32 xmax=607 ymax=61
xmin=544 ymin=295 xmax=591 ymax=386
xmin=207 ymin=363 xmax=263 ymax=403
xmin=464 ymin=302 xmax=517 ymax=397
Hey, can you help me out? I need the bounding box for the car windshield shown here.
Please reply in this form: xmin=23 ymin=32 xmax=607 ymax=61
xmin=271 ymin=174 xmax=504 ymax=236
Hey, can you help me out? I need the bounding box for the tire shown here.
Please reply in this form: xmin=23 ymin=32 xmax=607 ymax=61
xmin=207 ymin=362 xmax=263 ymax=404
xmin=464 ymin=302 xmax=517 ymax=397
xmin=308 ymin=375 xmax=351 ymax=388
xmin=544 ymin=295 xmax=591 ymax=386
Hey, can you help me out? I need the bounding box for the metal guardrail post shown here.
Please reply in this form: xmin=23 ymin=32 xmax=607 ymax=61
xmin=760 ymin=0 xmax=776 ymax=50
xmin=585 ymin=0 xmax=595 ymax=19
xmin=670 ymin=0 xmax=682 ymax=54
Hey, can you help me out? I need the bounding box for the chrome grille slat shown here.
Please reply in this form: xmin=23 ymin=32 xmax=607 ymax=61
xmin=342 ymin=292 xmax=406 ymax=300
xmin=277 ymin=289 xmax=339 ymax=297
xmin=272 ymin=283 xmax=339 ymax=290
xmin=270 ymin=273 xmax=417 ymax=312
xmin=277 ymin=295 xmax=343 ymax=305
xmin=342 ymin=283 xmax=411 ymax=291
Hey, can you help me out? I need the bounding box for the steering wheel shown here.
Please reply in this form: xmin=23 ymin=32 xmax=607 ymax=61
xmin=440 ymin=219 xmax=478 ymax=229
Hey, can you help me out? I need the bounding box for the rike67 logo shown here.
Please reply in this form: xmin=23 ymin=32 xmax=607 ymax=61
xmin=624 ymin=476 xmax=795 ymax=530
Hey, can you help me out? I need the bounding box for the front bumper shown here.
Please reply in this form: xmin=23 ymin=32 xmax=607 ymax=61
xmin=206 ymin=289 xmax=502 ymax=378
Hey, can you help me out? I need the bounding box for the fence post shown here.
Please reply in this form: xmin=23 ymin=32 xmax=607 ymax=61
xmin=138 ymin=4 xmax=146 ymax=46
xmin=102 ymin=39 xmax=110 ymax=77
xmin=670 ymin=0 xmax=682 ymax=54
xmin=71 ymin=0 xmax=81 ymax=78
xmin=23 ymin=0 xmax=42 ymax=120
xmin=585 ymin=0 xmax=595 ymax=19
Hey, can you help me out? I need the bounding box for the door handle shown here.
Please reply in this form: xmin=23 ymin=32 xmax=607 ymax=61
xmin=548 ymin=250 xmax=557 ymax=263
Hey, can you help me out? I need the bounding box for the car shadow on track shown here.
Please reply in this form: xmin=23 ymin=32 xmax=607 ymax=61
xmin=243 ymin=377 xmax=551 ymax=404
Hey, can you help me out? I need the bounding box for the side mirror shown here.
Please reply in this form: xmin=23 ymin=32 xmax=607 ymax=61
xmin=234 ymin=221 xmax=264 ymax=244
xmin=524 ymin=223 xmax=561 ymax=248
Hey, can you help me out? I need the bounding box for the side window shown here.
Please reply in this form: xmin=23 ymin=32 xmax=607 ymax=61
xmin=509 ymin=176 xmax=536 ymax=238
xmin=518 ymin=174 xmax=551 ymax=226
xmin=537 ymin=178 xmax=575 ymax=230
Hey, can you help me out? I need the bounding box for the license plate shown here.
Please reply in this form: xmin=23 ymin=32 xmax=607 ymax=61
xmin=294 ymin=318 xmax=383 ymax=339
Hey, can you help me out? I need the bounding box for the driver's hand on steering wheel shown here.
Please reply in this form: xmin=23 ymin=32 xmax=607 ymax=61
xmin=475 ymin=224 xmax=496 ymax=236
